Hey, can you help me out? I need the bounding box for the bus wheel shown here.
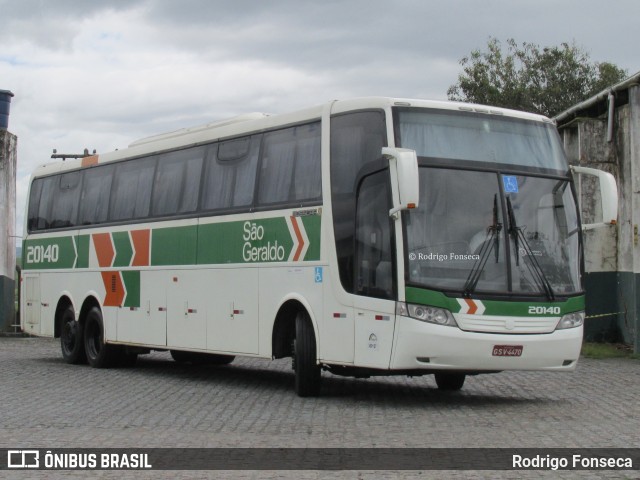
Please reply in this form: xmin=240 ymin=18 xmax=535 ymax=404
xmin=435 ymin=373 xmax=466 ymax=391
xmin=293 ymin=310 xmax=321 ymax=397
xmin=60 ymin=305 xmax=86 ymax=364
xmin=84 ymin=307 xmax=117 ymax=368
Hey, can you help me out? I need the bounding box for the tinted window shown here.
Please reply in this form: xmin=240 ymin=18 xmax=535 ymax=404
xmin=201 ymin=136 xmax=260 ymax=211
xmin=49 ymin=171 xmax=82 ymax=228
xmin=152 ymin=147 xmax=204 ymax=216
xmin=331 ymin=112 xmax=387 ymax=195
xmin=33 ymin=176 xmax=57 ymax=231
xmin=78 ymin=165 xmax=114 ymax=225
xmin=258 ymin=122 xmax=321 ymax=205
xmin=27 ymin=178 xmax=44 ymax=231
xmin=396 ymin=108 xmax=568 ymax=172
xmin=355 ymin=171 xmax=394 ymax=299
xmin=109 ymin=157 xmax=155 ymax=221
xmin=330 ymin=111 xmax=387 ymax=293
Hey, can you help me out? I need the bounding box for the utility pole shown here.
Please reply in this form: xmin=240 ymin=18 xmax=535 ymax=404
xmin=0 ymin=89 xmax=17 ymax=332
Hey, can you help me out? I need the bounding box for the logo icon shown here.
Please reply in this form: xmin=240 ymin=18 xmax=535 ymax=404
xmin=7 ymin=450 xmax=40 ymax=469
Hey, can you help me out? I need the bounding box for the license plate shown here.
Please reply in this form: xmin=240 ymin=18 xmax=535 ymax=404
xmin=492 ymin=345 xmax=523 ymax=357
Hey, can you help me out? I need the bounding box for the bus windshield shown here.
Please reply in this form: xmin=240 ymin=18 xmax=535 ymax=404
xmin=396 ymin=108 xmax=568 ymax=172
xmin=405 ymin=168 xmax=581 ymax=296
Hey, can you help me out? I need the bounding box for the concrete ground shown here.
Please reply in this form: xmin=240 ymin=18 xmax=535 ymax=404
xmin=0 ymin=337 xmax=638 ymax=479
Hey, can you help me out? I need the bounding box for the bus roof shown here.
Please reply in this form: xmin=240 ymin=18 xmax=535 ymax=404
xmin=30 ymin=97 xmax=552 ymax=178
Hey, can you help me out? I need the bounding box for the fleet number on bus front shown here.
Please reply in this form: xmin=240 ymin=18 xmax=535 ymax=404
xmin=26 ymin=245 xmax=59 ymax=264
xmin=528 ymin=306 xmax=561 ymax=315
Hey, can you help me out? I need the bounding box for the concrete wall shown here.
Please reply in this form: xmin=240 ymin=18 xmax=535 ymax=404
xmin=558 ymin=85 xmax=640 ymax=351
xmin=0 ymin=130 xmax=17 ymax=332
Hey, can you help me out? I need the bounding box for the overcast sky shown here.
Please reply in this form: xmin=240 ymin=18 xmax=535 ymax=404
xmin=2 ymin=0 xmax=638 ymax=240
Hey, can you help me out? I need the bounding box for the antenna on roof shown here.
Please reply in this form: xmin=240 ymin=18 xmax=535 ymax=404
xmin=51 ymin=148 xmax=97 ymax=161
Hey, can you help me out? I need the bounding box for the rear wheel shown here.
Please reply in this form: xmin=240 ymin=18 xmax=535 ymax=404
xmin=435 ymin=373 xmax=466 ymax=391
xmin=84 ymin=307 xmax=118 ymax=368
xmin=60 ymin=305 xmax=86 ymax=364
xmin=293 ymin=310 xmax=321 ymax=397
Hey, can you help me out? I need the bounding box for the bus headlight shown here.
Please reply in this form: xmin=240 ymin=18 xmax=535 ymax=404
xmin=556 ymin=311 xmax=585 ymax=330
xmin=397 ymin=302 xmax=458 ymax=327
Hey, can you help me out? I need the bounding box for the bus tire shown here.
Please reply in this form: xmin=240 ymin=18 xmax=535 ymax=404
xmin=293 ymin=310 xmax=321 ymax=397
xmin=60 ymin=305 xmax=86 ymax=364
xmin=435 ymin=373 xmax=466 ymax=391
xmin=84 ymin=307 xmax=117 ymax=368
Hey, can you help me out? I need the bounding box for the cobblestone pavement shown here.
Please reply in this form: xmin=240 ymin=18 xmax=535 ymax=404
xmin=0 ymin=337 xmax=638 ymax=479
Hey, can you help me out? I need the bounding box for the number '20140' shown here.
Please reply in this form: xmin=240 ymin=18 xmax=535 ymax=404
xmin=27 ymin=244 xmax=59 ymax=263
xmin=528 ymin=305 xmax=561 ymax=315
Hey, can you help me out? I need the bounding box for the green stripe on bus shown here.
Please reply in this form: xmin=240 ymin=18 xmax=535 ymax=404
xmin=301 ymin=215 xmax=321 ymax=261
xmin=22 ymin=237 xmax=77 ymax=270
xmin=122 ymin=270 xmax=140 ymax=308
xmin=198 ymin=218 xmax=294 ymax=264
xmin=76 ymin=234 xmax=90 ymax=269
xmin=151 ymin=226 xmax=198 ymax=266
xmin=112 ymin=231 xmax=133 ymax=267
xmin=23 ymin=214 xmax=322 ymax=270
xmin=405 ymin=286 xmax=585 ymax=316
xmin=197 ymin=221 xmax=242 ymax=264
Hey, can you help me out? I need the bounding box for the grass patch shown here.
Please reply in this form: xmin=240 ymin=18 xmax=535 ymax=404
xmin=581 ymin=342 xmax=640 ymax=360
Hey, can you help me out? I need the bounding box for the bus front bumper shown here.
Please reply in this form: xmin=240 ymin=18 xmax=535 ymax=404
xmin=390 ymin=316 xmax=583 ymax=372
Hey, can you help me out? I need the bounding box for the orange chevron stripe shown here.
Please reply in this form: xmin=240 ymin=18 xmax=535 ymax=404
xmin=464 ymin=298 xmax=478 ymax=315
xmin=131 ymin=229 xmax=150 ymax=267
xmin=101 ymin=271 xmax=125 ymax=307
xmin=290 ymin=216 xmax=305 ymax=261
xmin=93 ymin=233 xmax=114 ymax=268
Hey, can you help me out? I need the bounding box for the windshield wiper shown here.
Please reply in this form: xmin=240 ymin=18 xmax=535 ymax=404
xmin=506 ymin=196 xmax=555 ymax=301
xmin=463 ymin=194 xmax=502 ymax=297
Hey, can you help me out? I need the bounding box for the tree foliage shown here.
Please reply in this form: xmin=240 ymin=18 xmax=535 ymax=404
xmin=447 ymin=38 xmax=628 ymax=117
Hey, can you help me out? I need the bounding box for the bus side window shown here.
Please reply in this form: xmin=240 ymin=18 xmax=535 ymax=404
xmin=34 ymin=176 xmax=57 ymax=231
xmin=152 ymin=147 xmax=204 ymax=217
xmin=27 ymin=178 xmax=45 ymax=232
xmin=109 ymin=157 xmax=156 ymax=221
xmin=201 ymin=135 xmax=260 ymax=211
xmin=79 ymin=165 xmax=114 ymax=226
xmin=49 ymin=171 xmax=82 ymax=228
xmin=258 ymin=122 xmax=321 ymax=206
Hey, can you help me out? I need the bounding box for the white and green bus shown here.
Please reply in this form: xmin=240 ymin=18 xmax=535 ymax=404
xmin=21 ymin=97 xmax=617 ymax=396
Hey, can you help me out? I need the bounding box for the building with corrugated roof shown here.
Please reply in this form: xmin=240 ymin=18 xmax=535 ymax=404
xmin=555 ymin=71 xmax=640 ymax=352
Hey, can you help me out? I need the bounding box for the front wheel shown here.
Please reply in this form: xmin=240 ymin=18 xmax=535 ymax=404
xmin=60 ymin=305 xmax=86 ymax=364
xmin=293 ymin=311 xmax=321 ymax=397
xmin=84 ymin=307 xmax=118 ymax=368
xmin=435 ymin=373 xmax=466 ymax=391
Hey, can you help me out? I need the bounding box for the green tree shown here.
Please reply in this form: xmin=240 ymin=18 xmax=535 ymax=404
xmin=447 ymin=38 xmax=627 ymax=117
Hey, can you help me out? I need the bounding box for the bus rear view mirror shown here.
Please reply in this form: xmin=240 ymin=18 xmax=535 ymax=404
xmin=570 ymin=165 xmax=618 ymax=231
xmin=382 ymin=147 xmax=419 ymax=218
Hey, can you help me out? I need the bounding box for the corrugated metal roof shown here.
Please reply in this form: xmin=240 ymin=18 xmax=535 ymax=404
xmin=554 ymin=70 xmax=640 ymax=124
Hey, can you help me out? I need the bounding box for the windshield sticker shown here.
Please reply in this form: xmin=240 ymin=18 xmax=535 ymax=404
xmin=503 ymin=175 xmax=519 ymax=193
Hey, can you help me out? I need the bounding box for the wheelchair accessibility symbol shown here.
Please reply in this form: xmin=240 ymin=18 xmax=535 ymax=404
xmin=503 ymin=175 xmax=519 ymax=193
